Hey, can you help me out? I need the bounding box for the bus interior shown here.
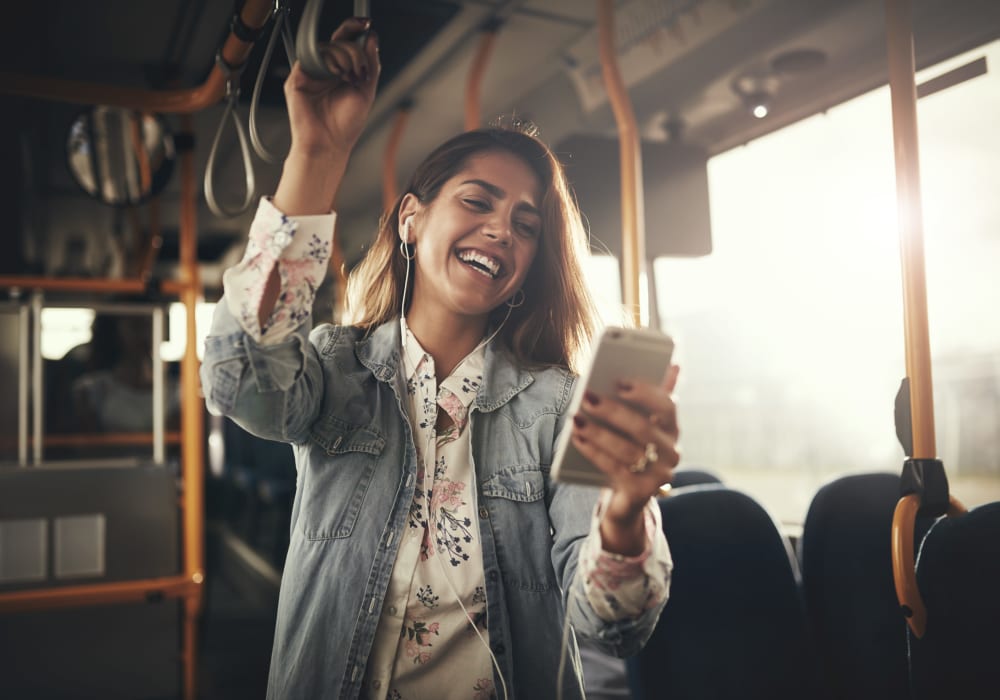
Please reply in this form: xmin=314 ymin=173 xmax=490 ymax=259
xmin=1 ymin=0 xmax=999 ymax=698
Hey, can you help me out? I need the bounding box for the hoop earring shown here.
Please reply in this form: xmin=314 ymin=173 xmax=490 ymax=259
xmin=506 ymin=289 xmax=525 ymax=308
xmin=399 ymin=240 xmax=415 ymax=261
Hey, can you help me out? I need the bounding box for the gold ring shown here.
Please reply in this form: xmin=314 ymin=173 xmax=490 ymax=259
xmin=629 ymin=442 xmax=659 ymax=473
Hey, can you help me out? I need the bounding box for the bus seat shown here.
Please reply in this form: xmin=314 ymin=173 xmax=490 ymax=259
xmin=578 ymin=466 xmax=724 ymax=698
xmin=626 ymin=485 xmax=821 ymax=700
xmin=908 ymin=501 xmax=1000 ymax=699
xmin=799 ymin=472 xmax=933 ymax=700
xmin=669 ymin=467 xmax=723 ymax=489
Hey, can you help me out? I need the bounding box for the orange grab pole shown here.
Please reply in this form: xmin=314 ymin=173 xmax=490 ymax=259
xmin=0 ymin=276 xmax=185 ymax=295
xmin=0 ymin=575 xmax=201 ymax=615
xmin=12 ymin=432 xmax=182 ymax=448
xmin=885 ymin=0 xmax=936 ymax=459
xmin=885 ymin=0 xmax=945 ymax=639
xmin=465 ymin=25 xmax=499 ymax=132
xmin=597 ymin=0 xmax=646 ymax=327
xmin=0 ymin=0 xmax=273 ymax=112
xmin=382 ymin=102 xmax=413 ymax=212
xmin=892 ymin=494 xmax=967 ymax=638
xmin=177 ymin=113 xmax=205 ymax=700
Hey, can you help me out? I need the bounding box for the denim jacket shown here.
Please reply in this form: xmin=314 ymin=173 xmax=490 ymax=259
xmin=201 ymin=301 xmax=666 ymax=699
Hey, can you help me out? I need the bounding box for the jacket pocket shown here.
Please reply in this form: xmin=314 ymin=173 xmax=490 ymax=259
xmin=300 ymin=416 xmax=385 ymax=540
xmin=481 ymin=467 xmax=558 ymax=592
xmin=481 ymin=467 xmax=545 ymax=503
xmin=208 ymin=357 xmax=244 ymax=414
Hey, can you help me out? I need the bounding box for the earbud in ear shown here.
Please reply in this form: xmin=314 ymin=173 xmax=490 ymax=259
xmin=399 ymin=217 xmax=414 ymax=243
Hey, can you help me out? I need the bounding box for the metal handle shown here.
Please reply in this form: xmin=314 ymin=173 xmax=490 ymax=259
xmin=296 ymin=0 xmax=371 ymax=81
xmin=250 ymin=3 xmax=297 ymax=163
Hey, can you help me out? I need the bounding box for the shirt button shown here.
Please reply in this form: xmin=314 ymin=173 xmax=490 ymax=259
xmin=479 ymin=506 xmax=489 ymax=519
xmin=372 ymin=679 xmax=381 ymax=690
xmin=488 ymin=570 xmax=498 ymax=582
xmin=494 ymin=643 xmax=506 ymax=655
xmin=273 ymin=231 xmax=290 ymax=247
xmin=388 ymin=605 xmax=397 ymax=616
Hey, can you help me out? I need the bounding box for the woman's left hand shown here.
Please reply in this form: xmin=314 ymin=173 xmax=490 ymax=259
xmin=570 ymin=365 xmax=680 ymax=554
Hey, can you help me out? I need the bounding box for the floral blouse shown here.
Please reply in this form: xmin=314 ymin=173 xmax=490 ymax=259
xmin=225 ymin=198 xmax=672 ymax=700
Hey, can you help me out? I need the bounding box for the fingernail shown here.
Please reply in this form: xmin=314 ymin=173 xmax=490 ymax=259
xmin=584 ymin=391 xmax=600 ymax=406
xmin=573 ymin=415 xmax=587 ymax=428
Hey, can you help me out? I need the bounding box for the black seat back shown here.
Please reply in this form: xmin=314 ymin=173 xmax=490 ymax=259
xmin=909 ymin=501 xmax=1000 ymax=699
xmin=628 ymin=485 xmax=820 ymax=700
xmin=799 ymin=473 xmax=928 ymax=700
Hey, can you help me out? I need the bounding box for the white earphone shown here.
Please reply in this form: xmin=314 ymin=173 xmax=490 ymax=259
xmin=399 ymin=216 xmax=413 ymax=243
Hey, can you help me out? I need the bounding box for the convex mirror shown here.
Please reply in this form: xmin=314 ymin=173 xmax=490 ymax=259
xmin=67 ymin=107 xmax=175 ymax=206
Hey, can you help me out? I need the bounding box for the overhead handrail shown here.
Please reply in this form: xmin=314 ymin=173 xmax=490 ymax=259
xmin=884 ymin=0 xmax=965 ymax=639
xmin=297 ymin=0 xmax=371 ymax=80
xmin=250 ymin=2 xmax=297 ymax=163
xmin=465 ymin=19 xmax=502 ymax=131
xmin=0 ymin=276 xmax=185 ymax=295
xmin=382 ymin=100 xmax=414 ymax=211
xmin=0 ymin=574 xmax=202 ymax=615
xmin=597 ymin=0 xmax=646 ymax=327
xmin=0 ymin=0 xmax=273 ymax=113
xmin=204 ymin=52 xmax=257 ymax=218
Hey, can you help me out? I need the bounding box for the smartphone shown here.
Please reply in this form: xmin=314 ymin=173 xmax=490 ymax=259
xmin=551 ymin=326 xmax=675 ymax=487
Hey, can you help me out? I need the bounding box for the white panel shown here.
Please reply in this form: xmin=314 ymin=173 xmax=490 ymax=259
xmin=54 ymin=514 xmax=106 ymax=579
xmin=0 ymin=518 xmax=47 ymax=584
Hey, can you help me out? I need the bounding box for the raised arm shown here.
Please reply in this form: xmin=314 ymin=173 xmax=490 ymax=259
xmin=201 ymin=18 xmax=381 ymax=444
xmin=259 ymin=17 xmax=381 ymax=326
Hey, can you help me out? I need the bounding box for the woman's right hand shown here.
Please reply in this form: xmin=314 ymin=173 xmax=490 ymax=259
xmin=284 ymin=17 xmax=380 ymax=158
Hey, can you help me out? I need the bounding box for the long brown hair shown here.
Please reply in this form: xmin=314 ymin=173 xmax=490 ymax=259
xmin=346 ymin=128 xmax=598 ymax=373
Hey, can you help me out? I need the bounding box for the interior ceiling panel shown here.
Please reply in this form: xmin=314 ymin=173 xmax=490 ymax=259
xmin=1 ymin=0 xmax=999 ymax=275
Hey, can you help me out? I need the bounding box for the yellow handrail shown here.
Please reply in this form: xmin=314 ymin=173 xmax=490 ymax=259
xmin=465 ymin=24 xmax=499 ymax=131
xmin=382 ymin=102 xmax=414 ymax=211
xmin=597 ymin=0 xmax=645 ymax=327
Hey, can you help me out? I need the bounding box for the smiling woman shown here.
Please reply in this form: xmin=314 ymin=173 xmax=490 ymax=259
xmin=199 ymin=15 xmax=682 ymax=700
xmin=348 ymin=128 xmax=596 ymax=374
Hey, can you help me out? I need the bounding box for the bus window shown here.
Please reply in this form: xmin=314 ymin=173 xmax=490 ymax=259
xmin=160 ymin=301 xmax=216 ymax=363
xmin=582 ymin=253 xmax=627 ymax=328
xmin=655 ymin=40 xmax=1000 ymax=525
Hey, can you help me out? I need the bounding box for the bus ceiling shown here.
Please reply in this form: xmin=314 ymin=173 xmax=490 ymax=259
xmin=0 ymin=0 xmax=997 ymax=285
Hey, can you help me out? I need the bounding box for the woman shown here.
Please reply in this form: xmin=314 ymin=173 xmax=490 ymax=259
xmin=201 ymin=17 xmax=679 ymax=700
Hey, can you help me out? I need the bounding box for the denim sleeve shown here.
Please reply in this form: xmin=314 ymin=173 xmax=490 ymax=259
xmin=546 ymin=375 xmax=670 ymax=658
xmin=201 ymin=290 xmax=326 ymax=446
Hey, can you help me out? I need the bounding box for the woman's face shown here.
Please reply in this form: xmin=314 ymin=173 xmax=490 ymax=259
xmin=402 ymin=149 xmax=543 ymax=325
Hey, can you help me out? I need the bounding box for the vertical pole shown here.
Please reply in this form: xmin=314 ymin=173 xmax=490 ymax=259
xmin=465 ymin=24 xmax=499 ymax=132
xmin=382 ymin=102 xmax=413 ymax=212
xmin=597 ymin=0 xmax=646 ymax=327
xmin=18 ymin=303 xmax=29 ymax=466
xmin=31 ymin=291 xmax=43 ymax=465
xmin=885 ymin=0 xmax=936 ymax=459
xmin=177 ymin=115 xmax=205 ymax=700
xmin=152 ymin=305 xmax=165 ymax=465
